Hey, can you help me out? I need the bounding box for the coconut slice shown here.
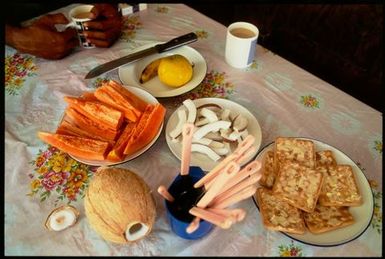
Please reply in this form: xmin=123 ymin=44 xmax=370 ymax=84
xmin=191 ymin=143 xmax=221 ymax=161
xmin=204 ymin=131 xmax=224 ymax=141
xmin=208 ymin=140 xmax=225 ymax=148
xmin=192 ymin=137 xmax=212 ymax=146
xmin=45 ymin=205 xmax=79 ymax=231
xmin=193 ymin=120 xmax=231 ymax=140
xmin=169 ymin=109 xmax=187 ymax=139
xmin=182 ymin=99 xmax=197 ymax=124
xmin=196 ymin=103 xmax=222 ymax=111
xmin=232 ymin=114 xmax=248 ymax=132
xmin=195 ymin=117 xmax=210 ymax=127
xmin=212 ymin=146 xmax=230 ymax=156
xmin=199 ymin=108 xmax=219 ymax=123
xmin=220 ymin=108 xmax=231 ymax=121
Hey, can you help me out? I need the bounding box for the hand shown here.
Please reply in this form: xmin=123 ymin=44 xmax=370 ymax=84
xmin=5 ymin=13 xmax=78 ymax=60
xmin=82 ymin=4 xmax=122 ymax=48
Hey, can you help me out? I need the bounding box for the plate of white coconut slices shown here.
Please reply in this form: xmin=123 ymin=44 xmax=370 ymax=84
xmin=165 ymin=98 xmax=262 ymax=171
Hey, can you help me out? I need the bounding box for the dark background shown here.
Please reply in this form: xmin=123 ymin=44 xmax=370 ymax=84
xmin=187 ymin=3 xmax=383 ymax=112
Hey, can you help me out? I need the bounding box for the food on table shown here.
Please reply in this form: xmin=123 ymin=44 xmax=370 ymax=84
xmin=38 ymin=132 xmax=110 ymax=161
xmin=259 ymin=151 xmax=275 ymax=188
xmin=158 ymin=54 xmax=193 ymax=87
xmin=272 ymin=161 xmax=324 ymax=213
xmin=256 ymin=137 xmax=362 ymax=235
xmin=315 ymin=150 xmax=337 ymax=167
xmin=64 ymin=96 xmax=125 ymax=130
xmin=169 ymin=99 xmax=251 ymax=161
xmin=139 ymin=58 xmax=161 ymax=84
xmin=256 ymin=187 xmax=306 ymax=234
xmin=139 ymin=54 xmax=193 ymax=88
xmin=64 ymin=106 xmax=119 ymax=142
xmin=45 ymin=205 xmax=80 ymax=232
xmin=123 ymin=103 xmax=166 ymax=157
xmin=37 ymin=80 xmax=166 ymax=162
xmin=303 ymin=203 xmax=355 ymax=234
xmin=274 ymin=137 xmax=316 ymax=172
xmin=318 ymin=165 xmax=362 ymax=207
xmin=84 ymin=167 xmax=156 ymax=244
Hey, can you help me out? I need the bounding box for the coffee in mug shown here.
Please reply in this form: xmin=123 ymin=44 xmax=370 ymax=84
xmin=230 ymin=28 xmax=256 ymax=39
xmin=67 ymin=5 xmax=95 ymax=48
xmin=225 ymin=22 xmax=259 ymax=68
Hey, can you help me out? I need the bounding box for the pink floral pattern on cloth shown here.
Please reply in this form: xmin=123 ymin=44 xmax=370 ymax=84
xmin=28 ymin=146 xmax=97 ymax=206
xmin=165 ymin=70 xmax=235 ymax=108
xmin=120 ymin=15 xmax=142 ymax=41
xmin=373 ymin=140 xmax=382 ymax=154
xmin=356 ymin=162 xmax=382 ymax=234
xmin=278 ymin=240 xmax=304 ymax=256
xmin=195 ymin=30 xmax=208 ymax=39
xmin=300 ymin=95 xmax=320 ymax=109
xmin=5 ymin=53 xmax=37 ymax=95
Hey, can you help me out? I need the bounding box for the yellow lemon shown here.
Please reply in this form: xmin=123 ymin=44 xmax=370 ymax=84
xmin=158 ymin=54 xmax=193 ymax=87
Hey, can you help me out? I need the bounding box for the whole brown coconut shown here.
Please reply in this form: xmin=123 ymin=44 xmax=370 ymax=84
xmin=84 ymin=167 xmax=156 ymax=244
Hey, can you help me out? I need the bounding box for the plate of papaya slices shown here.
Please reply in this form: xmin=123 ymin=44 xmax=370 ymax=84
xmin=38 ymin=80 xmax=166 ymax=166
xmin=165 ymin=98 xmax=262 ymax=171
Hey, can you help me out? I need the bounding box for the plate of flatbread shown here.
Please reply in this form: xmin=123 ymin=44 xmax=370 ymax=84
xmin=253 ymin=137 xmax=374 ymax=247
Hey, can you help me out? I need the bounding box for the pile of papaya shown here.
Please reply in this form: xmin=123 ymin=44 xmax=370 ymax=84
xmin=38 ymin=80 xmax=166 ymax=162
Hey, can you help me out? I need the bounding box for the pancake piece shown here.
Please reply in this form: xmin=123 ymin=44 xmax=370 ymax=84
xmin=259 ymin=151 xmax=276 ymax=188
xmin=256 ymin=187 xmax=306 ymax=234
xmin=316 ymin=150 xmax=337 ymax=167
xmin=274 ymin=137 xmax=316 ymax=173
xmin=272 ymin=161 xmax=324 ymax=213
xmin=318 ymin=165 xmax=362 ymax=206
xmin=303 ymin=203 xmax=355 ymax=234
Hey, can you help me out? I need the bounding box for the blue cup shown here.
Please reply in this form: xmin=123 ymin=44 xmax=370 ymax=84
xmin=165 ymin=166 xmax=214 ymax=240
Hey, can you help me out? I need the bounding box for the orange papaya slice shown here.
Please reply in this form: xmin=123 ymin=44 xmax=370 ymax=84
xmin=65 ymin=107 xmax=119 ymax=141
xmin=106 ymin=80 xmax=148 ymax=113
xmin=38 ymin=131 xmax=110 ymax=161
xmin=64 ymin=96 xmax=124 ymax=130
xmin=56 ymin=116 xmax=115 ymax=145
xmin=101 ymin=83 xmax=143 ymax=119
xmin=94 ymin=87 xmax=139 ymax=122
xmin=80 ymin=91 xmax=99 ymax=102
xmin=123 ymin=103 xmax=166 ymax=156
xmin=106 ymin=122 xmax=136 ymax=161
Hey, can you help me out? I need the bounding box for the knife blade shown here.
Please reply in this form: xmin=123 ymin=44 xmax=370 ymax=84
xmin=85 ymin=32 xmax=198 ymax=79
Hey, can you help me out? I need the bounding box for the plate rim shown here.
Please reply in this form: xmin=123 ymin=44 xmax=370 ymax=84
xmin=66 ymin=85 xmax=163 ymax=167
xmin=165 ymin=97 xmax=263 ymax=171
xmin=252 ymin=137 xmax=375 ymax=247
xmin=118 ymin=42 xmax=207 ymax=98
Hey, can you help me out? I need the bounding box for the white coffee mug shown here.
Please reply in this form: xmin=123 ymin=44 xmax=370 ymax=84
xmin=66 ymin=4 xmax=95 ymax=48
xmin=225 ymin=22 xmax=259 ymax=68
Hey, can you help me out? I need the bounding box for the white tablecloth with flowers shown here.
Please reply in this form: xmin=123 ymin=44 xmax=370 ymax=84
xmin=5 ymin=3 xmax=382 ymax=256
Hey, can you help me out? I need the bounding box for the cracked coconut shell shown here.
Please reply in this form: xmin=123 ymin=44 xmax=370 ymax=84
xmin=84 ymin=167 xmax=156 ymax=244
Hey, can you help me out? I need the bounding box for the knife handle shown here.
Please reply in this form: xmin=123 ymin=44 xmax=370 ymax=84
xmin=156 ymin=32 xmax=198 ymax=53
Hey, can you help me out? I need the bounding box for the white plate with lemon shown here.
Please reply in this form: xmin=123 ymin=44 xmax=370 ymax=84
xmin=118 ymin=42 xmax=207 ymax=98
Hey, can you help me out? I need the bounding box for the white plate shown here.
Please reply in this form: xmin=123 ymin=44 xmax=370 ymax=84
xmin=118 ymin=42 xmax=207 ymax=98
xmin=165 ymin=98 xmax=262 ymax=171
xmin=252 ymin=138 xmax=374 ymax=247
xmin=65 ymin=86 xmax=163 ymax=167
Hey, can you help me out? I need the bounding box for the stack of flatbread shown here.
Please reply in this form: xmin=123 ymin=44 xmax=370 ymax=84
xmin=256 ymin=137 xmax=362 ymax=234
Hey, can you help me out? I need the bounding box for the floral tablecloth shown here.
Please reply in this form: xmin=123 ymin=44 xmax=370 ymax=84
xmin=4 ymin=3 xmax=382 ymax=256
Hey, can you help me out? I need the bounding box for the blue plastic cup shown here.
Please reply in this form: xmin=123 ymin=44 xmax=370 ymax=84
xmin=165 ymin=166 xmax=214 ymax=240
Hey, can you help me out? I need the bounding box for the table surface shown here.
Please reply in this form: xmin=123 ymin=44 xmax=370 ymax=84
xmin=4 ymin=3 xmax=382 ymax=256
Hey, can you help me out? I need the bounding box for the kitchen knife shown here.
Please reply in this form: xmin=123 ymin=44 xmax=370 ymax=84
xmin=85 ymin=32 xmax=198 ymax=79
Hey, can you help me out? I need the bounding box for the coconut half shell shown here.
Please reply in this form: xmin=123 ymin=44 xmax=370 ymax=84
xmin=84 ymin=167 xmax=156 ymax=244
xmin=45 ymin=205 xmax=79 ymax=231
